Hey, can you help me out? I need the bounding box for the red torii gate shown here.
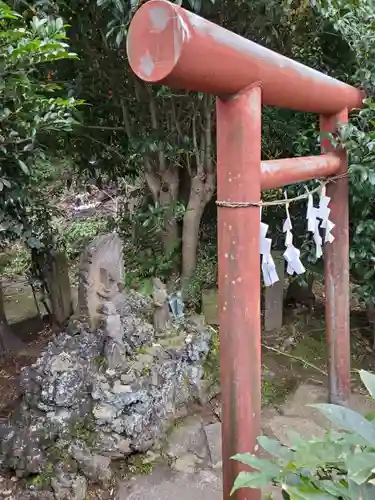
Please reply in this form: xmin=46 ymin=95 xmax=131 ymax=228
xmin=126 ymin=2 xmax=364 ymax=499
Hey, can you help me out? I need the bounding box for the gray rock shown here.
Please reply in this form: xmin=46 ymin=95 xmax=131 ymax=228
xmin=166 ymin=416 xmax=209 ymax=460
xmin=95 ymin=432 xmax=131 ymax=458
xmin=104 ymin=339 xmax=128 ymax=370
xmin=137 ymin=353 xmax=154 ymax=366
xmin=47 ymin=352 xmax=76 ymax=374
xmin=173 ymin=453 xmax=200 ymax=474
xmin=204 ymin=423 xmax=222 ymax=468
xmin=40 ymin=370 xmax=85 ymax=408
xmin=185 ymin=326 xmax=211 ymax=362
xmin=0 ymin=237 xmax=213 ymax=483
xmin=19 ymin=492 xmax=54 ymax=500
xmin=70 ymin=443 xmax=111 ymax=484
xmin=120 ymin=372 xmax=136 ymax=384
xmin=117 ymin=466 xmax=222 ymax=500
xmin=93 ymin=403 xmax=119 ymax=424
xmin=101 ymin=305 xmax=123 ymax=341
xmin=1 ymin=421 xmax=49 ymax=477
xmin=51 ymin=471 xmax=87 ymax=500
xmin=121 ymin=315 xmax=154 ymax=350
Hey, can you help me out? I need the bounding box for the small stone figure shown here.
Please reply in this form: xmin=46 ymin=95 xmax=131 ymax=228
xmin=152 ymin=278 xmax=171 ymax=334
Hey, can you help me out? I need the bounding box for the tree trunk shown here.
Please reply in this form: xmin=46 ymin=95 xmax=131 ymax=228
xmin=181 ymin=94 xmax=215 ymax=293
xmin=181 ymin=182 xmax=206 ymax=292
xmin=0 ymin=281 xmax=25 ymax=357
xmin=159 ymin=170 xmax=180 ymax=255
xmin=366 ymin=303 xmax=375 ymax=350
xmin=181 ymin=173 xmax=215 ymax=294
xmin=143 ymin=84 xmax=181 ymax=258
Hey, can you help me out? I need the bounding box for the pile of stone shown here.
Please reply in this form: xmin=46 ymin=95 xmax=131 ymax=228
xmin=0 ymin=234 xmax=214 ymax=500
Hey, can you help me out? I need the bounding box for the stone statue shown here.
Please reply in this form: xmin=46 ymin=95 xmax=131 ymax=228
xmin=77 ymin=233 xmax=124 ymax=329
xmin=152 ymin=277 xmax=171 ymax=335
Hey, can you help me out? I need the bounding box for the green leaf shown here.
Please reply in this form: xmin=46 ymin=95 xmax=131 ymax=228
xmin=18 ymin=159 xmax=29 ymax=174
xmin=27 ymin=236 xmax=42 ymax=249
xmin=348 ymin=480 xmax=375 ymax=500
xmin=55 ymin=17 xmax=64 ymax=31
xmin=369 ymin=171 xmax=375 ymax=185
xmin=231 ymin=453 xmax=280 ymax=476
xmin=359 ymin=370 xmax=375 ymax=399
xmin=115 ymin=29 xmax=124 ymax=47
xmin=282 ymin=484 xmax=336 ymax=499
xmin=257 ymin=436 xmax=294 ymax=461
xmin=365 ymin=410 xmax=375 ymax=422
xmin=230 ymin=471 xmax=273 ymax=494
xmin=188 ymin=0 xmax=202 ymax=11
xmin=346 ymin=452 xmax=375 ymax=484
xmin=311 ymin=404 xmax=375 ymax=446
xmin=11 ymin=223 xmax=23 ymax=236
xmin=317 ymin=480 xmax=348 ymax=497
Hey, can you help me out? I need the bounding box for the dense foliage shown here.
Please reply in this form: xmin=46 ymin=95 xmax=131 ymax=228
xmin=0 ymin=1 xmax=81 ymax=352
xmin=322 ymin=1 xmax=375 ymax=307
xmin=0 ymin=1 xmax=80 ymax=252
xmin=17 ymin=0 xmax=359 ymax=294
xmin=2 ymin=0 xmax=375 ymax=308
xmin=232 ymin=370 xmax=375 ymax=499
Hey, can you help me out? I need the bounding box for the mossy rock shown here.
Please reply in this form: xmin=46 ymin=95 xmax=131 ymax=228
xmin=203 ymin=327 xmax=220 ymax=387
xmin=159 ymin=334 xmax=186 ymax=349
xmin=69 ymin=417 xmax=98 ymax=447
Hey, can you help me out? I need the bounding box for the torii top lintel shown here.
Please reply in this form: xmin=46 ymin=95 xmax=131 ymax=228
xmin=127 ymin=0 xmax=363 ymax=115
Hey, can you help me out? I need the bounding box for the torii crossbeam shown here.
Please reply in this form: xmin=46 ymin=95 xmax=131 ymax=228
xmin=126 ymin=2 xmax=364 ymax=499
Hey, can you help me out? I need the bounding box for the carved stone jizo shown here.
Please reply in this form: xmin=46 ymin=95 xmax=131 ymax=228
xmin=77 ymin=233 xmax=124 ymax=329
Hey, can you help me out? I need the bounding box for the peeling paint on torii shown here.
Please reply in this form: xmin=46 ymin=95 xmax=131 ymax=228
xmin=126 ymin=2 xmax=364 ymax=499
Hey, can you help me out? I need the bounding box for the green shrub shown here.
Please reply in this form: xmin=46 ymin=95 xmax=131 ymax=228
xmin=0 ymin=243 xmax=30 ymax=279
xmin=56 ymin=217 xmax=107 ymax=261
xmin=185 ymin=244 xmax=217 ymax=306
xmin=232 ymin=370 xmax=375 ymax=499
xmin=109 ymin=200 xmax=185 ymax=288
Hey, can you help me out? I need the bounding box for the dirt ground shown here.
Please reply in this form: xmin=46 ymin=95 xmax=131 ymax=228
xmin=0 ymin=318 xmax=53 ymax=420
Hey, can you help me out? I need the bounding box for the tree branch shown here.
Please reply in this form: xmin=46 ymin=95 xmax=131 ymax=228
xmin=78 ymin=124 xmax=125 ymax=131
xmin=81 ymin=134 xmax=126 ymax=160
xmin=146 ymin=84 xmax=167 ymax=173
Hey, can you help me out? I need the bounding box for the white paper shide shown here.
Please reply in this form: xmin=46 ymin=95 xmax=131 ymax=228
xmin=260 ymin=221 xmax=279 ymax=286
xmin=259 ymin=184 xmax=335 ymax=287
xmin=282 ymin=192 xmax=305 ymax=277
xmin=306 ymin=184 xmax=335 ymax=257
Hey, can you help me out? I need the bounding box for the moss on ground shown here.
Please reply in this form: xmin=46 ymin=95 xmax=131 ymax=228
xmin=69 ymin=416 xmax=97 ymax=447
xmin=290 ymin=336 xmax=327 ymax=373
xmin=94 ymin=355 xmax=108 ymax=371
xmin=203 ymin=327 xmax=220 ymax=387
xmin=27 ymin=462 xmax=54 ymax=488
xmin=261 ymin=377 xmax=297 ymax=406
xmin=115 ymin=453 xmax=157 ymax=479
xmin=158 ymin=333 xmax=186 ymax=349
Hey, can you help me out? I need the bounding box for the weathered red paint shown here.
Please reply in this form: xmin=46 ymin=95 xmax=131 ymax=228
xmin=261 ymin=153 xmax=341 ymax=191
xmin=217 ymin=85 xmax=262 ymax=500
xmin=127 ymin=0 xmax=363 ymax=113
xmin=320 ymin=110 xmax=351 ymax=406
